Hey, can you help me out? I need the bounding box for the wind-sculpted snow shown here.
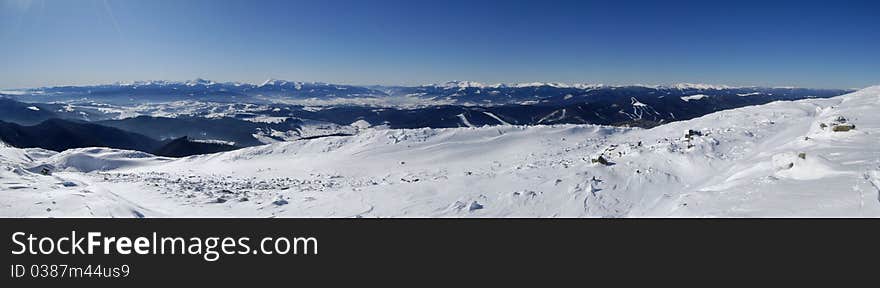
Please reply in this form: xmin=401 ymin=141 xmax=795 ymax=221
xmin=2 ymin=86 xmax=880 ymax=217
xmin=0 ymin=146 xmax=160 ymax=217
xmin=40 ymin=148 xmax=170 ymax=173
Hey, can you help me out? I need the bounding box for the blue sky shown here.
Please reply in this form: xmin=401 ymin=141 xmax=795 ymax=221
xmin=1 ymin=0 xmax=877 ymax=89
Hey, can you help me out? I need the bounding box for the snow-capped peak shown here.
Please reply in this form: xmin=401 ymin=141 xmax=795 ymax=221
xmin=259 ymin=78 xmax=280 ymax=87
xmin=513 ymin=82 xmax=610 ymax=89
xmin=114 ymin=79 xmax=221 ymax=88
xmin=114 ymin=80 xmax=179 ymax=87
xmin=432 ymin=81 xmax=607 ymax=90
xmin=512 ymin=82 xmax=566 ymax=88
xmin=185 ymin=78 xmax=216 ymax=87
xmin=571 ymin=83 xmax=606 ymax=89
xmin=439 ymin=81 xmax=491 ymax=89
xmin=259 ymin=78 xmax=313 ymax=87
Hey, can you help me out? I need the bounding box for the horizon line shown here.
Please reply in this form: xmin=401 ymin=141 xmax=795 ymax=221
xmin=0 ymin=78 xmax=863 ymax=91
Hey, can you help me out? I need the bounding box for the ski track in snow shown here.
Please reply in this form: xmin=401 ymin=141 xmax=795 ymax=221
xmin=483 ymin=112 xmax=511 ymax=125
xmin=2 ymin=86 xmax=880 ymax=217
xmin=456 ymin=113 xmax=475 ymax=127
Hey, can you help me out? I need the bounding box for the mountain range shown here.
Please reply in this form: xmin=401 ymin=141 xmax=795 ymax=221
xmin=0 ymin=80 xmax=853 ymax=157
xmin=4 ymin=79 xmax=850 ymax=105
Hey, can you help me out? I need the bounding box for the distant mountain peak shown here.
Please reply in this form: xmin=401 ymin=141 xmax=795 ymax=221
xmin=432 ymin=81 xmax=608 ymax=90
xmin=185 ymin=78 xmax=215 ymax=86
xmin=438 ymin=81 xmax=492 ymax=89
xmin=668 ymin=83 xmax=735 ymax=90
xmin=259 ymin=78 xmax=281 ymax=87
xmin=260 ymin=78 xmax=309 ymax=87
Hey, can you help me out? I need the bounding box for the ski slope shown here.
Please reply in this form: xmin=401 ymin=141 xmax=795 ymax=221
xmin=2 ymin=86 xmax=880 ymax=217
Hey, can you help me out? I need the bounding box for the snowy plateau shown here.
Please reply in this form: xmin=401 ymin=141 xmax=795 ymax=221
xmin=2 ymin=86 xmax=880 ymax=217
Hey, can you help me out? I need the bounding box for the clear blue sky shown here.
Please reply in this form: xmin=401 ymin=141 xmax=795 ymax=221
xmin=1 ymin=0 xmax=877 ymax=89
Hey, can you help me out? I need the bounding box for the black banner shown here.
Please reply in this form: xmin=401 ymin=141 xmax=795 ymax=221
xmin=1 ymin=219 xmax=878 ymax=286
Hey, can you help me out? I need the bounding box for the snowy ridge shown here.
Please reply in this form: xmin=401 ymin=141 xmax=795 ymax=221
xmin=424 ymin=81 xmax=740 ymax=90
xmin=668 ymin=83 xmax=735 ymax=90
xmin=41 ymin=148 xmax=170 ymax=173
xmin=681 ymin=94 xmax=709 ymax=102
xmin=427 ymin=81 xmax=607 ymax=90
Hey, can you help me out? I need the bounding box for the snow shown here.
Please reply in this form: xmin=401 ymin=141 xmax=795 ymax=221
xmin=0 ymin=90 xmax=28 ymax=95
xmin=2 ymin=86 xmax=880 ymax=217
xmin=41 ymin=148 xmax=170 ymax=173
xmin=440 ymin=81 xmax=489 ymax=89
xmin=259 ymin=78 xmax=281 ymax=87
xmin=536 ymin=110 xmax=565 ymax=124
xmin=26 ymin=106 xmax=40 ymax=111
xmin=190 ymin=139 xmax=236 ymax=146
xmin=296 ymin=119 xmax=357 ymax=138
xmin=350 ymin=120 xmax=372 ymax=130
xmin=263 ymin=94 xmax=452 ymax=108
xmin=185 ymin=78 xmax=215 ymax=86
xmin=434 ymin=81 xmax=577 ymax=89
xmin=483 ymin=112 xmax=511 ymax=125
xmin=242 ymin=116 xmax=290 ymax=124
xmin=669 ymin=83 xmax=734 ymax=90
xmin=623 ymin=97 xmax=660 ymax=120
xmin=630 ymin=97 xmax=647 ymax=107
xmin=513 ymin=82 xmax=571 ymax=88
xmin=429 ymin=81 xmax=604 ymax=90
xmin=252 ymin=119 xmax=355 ymax=144
xmin=57 ymin=101 xmax=280 ymax=120
xmin=680 ymin=94 xmax=709 ymax=102
xmin=456 ymin=113 xmax=475 ymax=127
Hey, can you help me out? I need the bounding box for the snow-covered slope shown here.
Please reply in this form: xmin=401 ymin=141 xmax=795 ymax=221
xmin=0 ymin=144 xmax=162 ymax=217
xmin=2 ymin=86 xmax=880 ymax=217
